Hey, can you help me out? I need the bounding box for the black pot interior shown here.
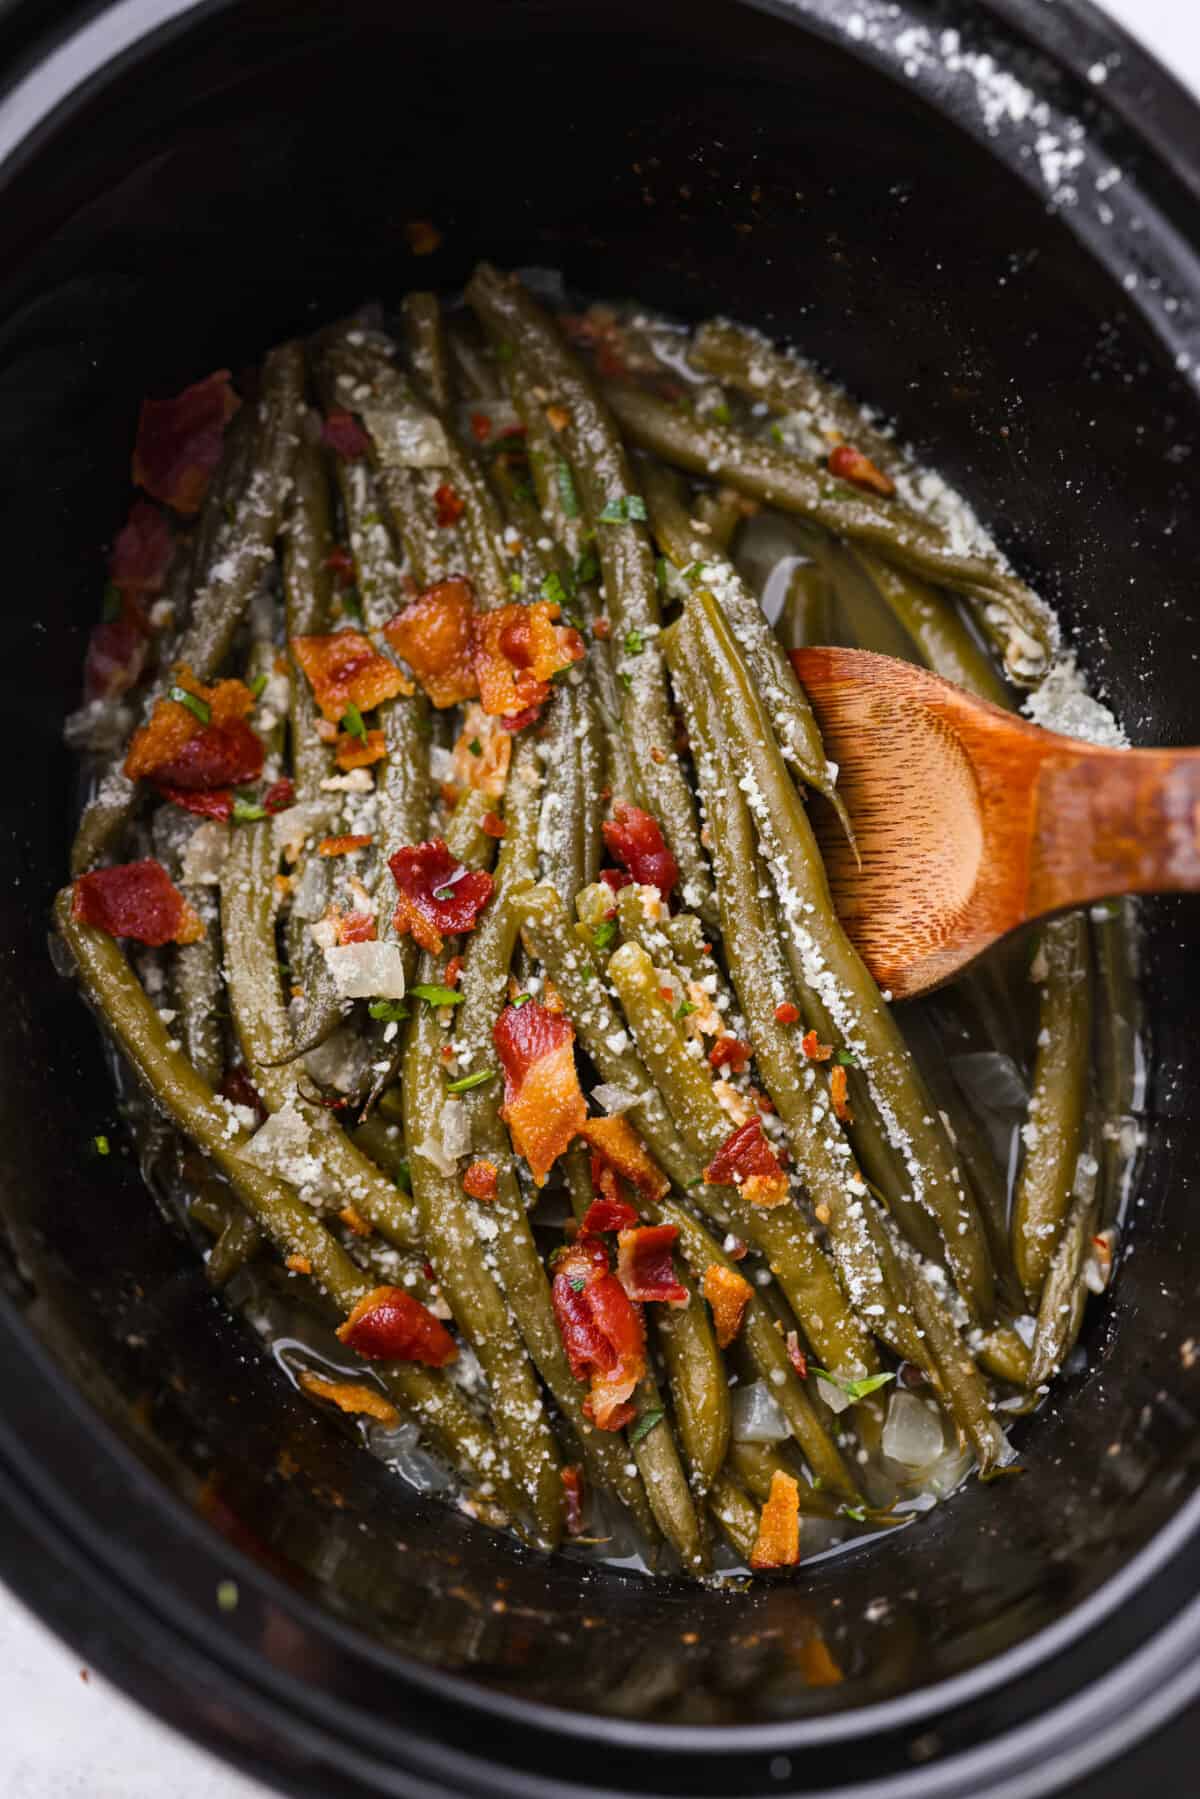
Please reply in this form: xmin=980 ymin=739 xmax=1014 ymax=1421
xmin=2 ymin=0 xmax=1200 ymax=1752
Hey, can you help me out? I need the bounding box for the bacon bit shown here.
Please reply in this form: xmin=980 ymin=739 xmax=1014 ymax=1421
xmin=72 ymin=861 xmax=204 ymax=947
xmin=561 ymin=1465 xmax=586 ymax=1535
xmin=297 ymin=1371 xmax=399 ymax=1426
xmin=579 ymin=1116 xmax=671 ymax=1204
xmin=602 ymin=803 xmax=678 ymax=902
xmin=658 ymin=987 xmax=674 ymax=1003
xmin=749 ymin=1085 xmax=775 ymax=1117
xmin=451 ymin=706 xmax=511 ymax=799
xmin=444 ymin=956 xmax=464 ymax=989
xmin=801 ymin=1029 xmax=833 ymax=1062
xmin=828 ymin=443 xmax=895 ymax=498
xmin=592 ymin=617 xmax=611 ymax=640
xmin=473 ymin=600 xmax=585 ymax=719
xmin=481 ymin=810 xmax=507 ymax=839
xmin=439 ymin=781 xmax=461 ymax=808
xmin=830 ymin=1063 xmax=853 ymax=1123
xmin=315 ymin=718 xmax=339 ymax=743
xmin=321 ymin=409 xmax=371 ymax=459
xmin=154 ymin=783 xmax=233 ymax=821
xmin=786 ymin=1330 xmax=808 ymax=1380
xmin=725 ymin=1235 xmax=748 ymax=1262
xmin=494 ymin=1001 xmax=586 ymax=1184
xmin=434 ymin=482 xmax=465 ymax=528
xmin=109 ymin=500 xmax=174 ymax=596
xmin=263 ymin=778 xmax=295 ymax=815
xmin=469 ymin=412 xmax=492 ymax=443
xmin=750 ymin=1471 xmax=801 ymax=1569
xmin=318 ymin=833 xmax=372 ymax=858
xmin=500 ymin=703 xmax=543 ymax=732
xmin=83 ymin=610 xmax=150 ymax=703
xmin=463 ymin=1160 xmax=499 ymax=1203
xmin=335 ymin=909 xmax=377 ymax=945
xmin=580 ymin=1196 xmax=640 ymax=1235
xmin=124 ymin=666 xmax=262 ymax=791
xmin=132 ymin=370 xmax=240 ymax=514
xmin=794 ymin=1635 xmax=844 ymax=1686
xmin=551 ymin=1237 xmax=646 ymax=1430
xmin=616 ymin=1224 xmax=688 ymax=1306
xmin=383 ymin=578 xmax=477 ymax=709
xmin=335 ymin=727 xmax=388 ymax=771
xmin=285 ymin=1255 xmax=312 ymax=1274
xmin=336 ymin=1286 xmax=458 ymax=1367
xmin=405 ymin=218 xmax=442 ymax=256
xmin=599 ymin=866 xmax=632 ymax=895
xmin=704 ymin=1117 xmax=789 ymax=1209
xmin=219 ymin=1065 xmax=266 ymax=1123
xmin=774 ymin=1002 xmax=800 ymax=1025
xmin=709 ymin=1036 xmax=752 ymax=1074
xmin=389 ymin=838 xmax=494 ymax=956
xmin=703 ymin=1264 xmax=753 ymax=1348
xmin=339 ymin=1204 xmax=372 ymax=1237
xmin=545 ymin=403 xmax=570 ymax=432
xmin=649 ymin=746 xmax=667 ymax=764
xmin=325 ymin=545 xmax=356 ymax=585
xmin=291 ymin=630 xmax=411 ymax=722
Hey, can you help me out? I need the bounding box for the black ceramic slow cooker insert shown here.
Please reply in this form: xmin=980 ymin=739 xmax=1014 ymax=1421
xmin=1 ymin=1 xmax=1199 ymax=1794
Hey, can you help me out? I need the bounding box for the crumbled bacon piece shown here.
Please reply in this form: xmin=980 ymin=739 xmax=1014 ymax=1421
xmin=132 ymin=369 xmax=240 ymax=514
xmin=774 ymin=1002 xmax=800 ymax=1026
xmin=830 ymin=1063 xmax=853 ymax=1123
xmin=286 ymin=1255 xmax=312 ymax=1275
xmin=291 ymin=630 xmax=411 ymax=722
xmin=551 ymin=1237 xmax=645 ymax=1430
xmin=601 ymin=804 xmax=678 ymax=902
xmin=339 ymin=1204 xmax=371 ymax=1237
xmin=494 ymin=1001 xmax=586 ymax=1184
xmin=579 ymin=1116 xmax=670 ymax=1205
xmin=462 ymin=1160 xmax=499 ymax=1202
xmin=444 ymin=955 xmax=464 ymax=989
xmin=405 ymin=218 xmax=442 ymax=256
xmin=153 ymin=783 xmax=233 ymax=821
xmin=83 ymin=611 xmax=150 ymax=703
xmin=581 ymin=1196 xmax=640 ymax=1234
xmin=469 ymin=412 xmax=492 ymax=443
xmin=500 ymin=703 xmax=543 ymax=732
xmin=321 ymin=409 xmax=371 ymax=459
xmin=786 ymin=1330 xmax=808 ymax=1380
xmin=750 ymin=1471 xmax=801 ymax=1569
xmin=472 ymin=600 xmax=585 ymax=720
xmin=297 ymin=1371 xmax=398 ymax=1426
xmin=450 ymin=705 xmax=511 ymax=798
xmin=219 ymin=1064 xmax=266 ymax=1124
xmin=703 ymin=1117 xmax=789 ymax=1208
xmin=592 ymin=617 xmax=611 ymax=640
xmin=434 ymin=482 xmax=465 ymax=527
xmin=828 ymin=443 xmax=895 ymax=498
xmin=383 ymin=579 xmax=477 ymax=709
xmin=336 ymin=910 xmax=376 ymax=945
xmin=482 ymin=811 xmax=507 ymax=838
xmin=801 ymin=1030 xmax=833 ymax=1062
xmin=709 ymin=1036 xmax=752 ymax=1074
xmin=599 ymin=866 xmax=631 ymax=895
xmin=335 ymin=727 xmax=388 ymax=771
xmin=263 ymin=778 xmax=295 ymax=814
xmin=703 ymin=1264 xmax=753 ymax=1348
xmin=545 ymin=403 xmax=570 ymax=433
xmin=124 ymin=667 xmax=263 ymax=791
xmin=561 ymin=1465 xmax=585 ymax=1535
xmin=616 ymin=1224 xmax=687 ymax=1306
xmin=109 ymin=500 xmax=174 ymax=596
xmin=336 ymin=1286 xmax=457 ymax=1366
xmin=389 ymin=839 xmax=493 ymax=956
xmin=318 ymin=833 xmax=372 ymax=858
xmin=71 ymin=860 xmax=204 ymax=947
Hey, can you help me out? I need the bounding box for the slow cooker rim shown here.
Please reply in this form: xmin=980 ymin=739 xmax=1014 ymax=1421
xmin=2 ymin=0 xmax=1199 ymax=1789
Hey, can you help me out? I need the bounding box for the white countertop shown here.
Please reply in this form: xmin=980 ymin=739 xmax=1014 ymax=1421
xmin=8 ymin=2 xmax=1199 ymax=1795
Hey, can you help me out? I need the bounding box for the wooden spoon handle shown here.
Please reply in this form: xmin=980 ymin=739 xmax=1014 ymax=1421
xmin=1030 ymin=743 xmax=1200 ymax=915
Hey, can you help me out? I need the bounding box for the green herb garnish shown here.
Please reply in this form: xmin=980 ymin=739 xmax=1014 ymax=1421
xmin=569 ymin=1275 xmax=587 ymax=1293
xmin=597 ymin=494 xmax=647 ymax=524
xmin=674 ymin=999 xmax=696 ymax=1021
xmin=709 ymin=402 xmax=732 ymax=426
xmin=468 ymin=737 xmax=483 ymax=757
xmin=445 ymin=1068 xmax=497 ymax=1093
xmin=368 ymin=1000 xmax=409 ymax=1022
xmin=623 ymin=629 xmax=644 ymax=656
xmin=508 ymin=571 xmax=525 ymax=596
xmin=834 ymin=1048 xmax=860 ymax=1068
xmin=811 ymin=1367 xmax=897 ymax=1402
xmin=592 ymin=920 xmax=618 ymax=953
xmin=655 ymin=557 xmax=672 ymax=596
xmin=411 ymin=983 xmax=464 ymax=1008
xmin=574 ymin=549 xmax=599 ymax=585
xmin=394 ymin=1158 xmax=412 ymax=1194
xmin=248 ymin=672 xmax=269 ymax=699
xmin=618 ymin=670 xmax=633 ymax=690
xmin=93 ymin=1133 xmax=111 ymax=1156
xmin=511 ymin=992 xmax=532 ymax=1008
xmin=629 ymin=1407 xmax=664 ymax=1445
xmin=231 ymin=794 xmax=269 ymax=824
xmin=840 ymin=1504 xmax=867 ymax=1523
xmin=769 ymin=423 xmax=785 ymax=446
xmin=341 ymin=702 xmax=367 ymax=743
xmin=541 ymin=570 xmax=570 ymax=607
xmin=556 ymin=457 xmax=580 ymax=519
xmin=167 ymin=685 xmax=211 ymax=725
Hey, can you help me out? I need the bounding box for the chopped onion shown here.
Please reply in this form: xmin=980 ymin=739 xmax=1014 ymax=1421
xmin=881 ymin=1389 xmax=945 ymax=1468
xmin=815 ymin=1375 xmax=852 ymax=1415
xmin=439 ymin=1099 xmax=471 ymax=1163
xmin=592 ymin=1082 xmax=640 ymax=1116
xmin=731 ymin=1380 xmax=789 ymax=1442
xmin=362 ymin=396 xmax=450 ymax=470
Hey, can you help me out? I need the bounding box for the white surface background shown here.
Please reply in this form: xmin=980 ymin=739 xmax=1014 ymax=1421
xmin=5 ymin=2 xmax=1198 ymax=1795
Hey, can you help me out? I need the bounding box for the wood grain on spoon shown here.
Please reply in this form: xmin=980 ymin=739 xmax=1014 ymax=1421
xmin=793 ymin=646 xmax=1200 ymax=1000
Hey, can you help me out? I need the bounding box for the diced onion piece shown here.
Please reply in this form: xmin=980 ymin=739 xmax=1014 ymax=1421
xmin=361 ymin=400 xmax=450 ymax=470
xmin=439 ymin=1099 xmax=471 ymax=1163
xmin=731 ymin=1379 xmax=789 ymax=1443
xmin=881 ymin=1389 xmax=946 ymax=1468
xmin=322 ymin=940 xmax=407 ymax=1000
xmin=815 ymin=1375 xmax=852 ymax=1415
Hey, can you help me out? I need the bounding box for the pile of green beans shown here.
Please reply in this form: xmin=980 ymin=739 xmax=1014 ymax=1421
xmin=56 ymin=270 xmax=1137 ymax=1574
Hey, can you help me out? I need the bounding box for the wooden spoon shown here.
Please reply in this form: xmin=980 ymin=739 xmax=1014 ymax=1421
xmin=792 ymin=645 xmax=1200 ymax=1001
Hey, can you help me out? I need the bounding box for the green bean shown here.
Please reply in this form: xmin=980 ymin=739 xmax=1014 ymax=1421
xmin=850 ymin=550 xmax=1012 ymax=706
xmin=54 ymin=892 xmax=520 ymax=1511
xmin=726 ymin=1441 xmax=852 ymax=1520
xmin=402 ymin=291 xmax=453 ymax=413
xmin=1090 ymin=897 xmax=1141 ymax=1220
xmin=150 ymin=808 xmax=226 ymax=1089
xmin=349 ymin=1114 xmax=411 ymax=1186
xmin=654 ymin=1278 xmax=731 ymax=1497
xmin=691 ymin=485 xmax=746 ymax=555
xmin=1028 ymin=1151 xmax=1100 ymax=1389
xmin=975 ymin=1326 xmax=1032 ymax=1389
xmin=708 ymin=1471 xmax=761 ymax=1561
xmin=446 ymin=316 xmax=500 ymax=403
xmin=1011 ymin=915 xmax=1093 ymax=1305
xmin=466 ymin=264 xmax=714 ymax=920
xmin=672 ymin=587 xmax=994 ymax=1323
xmin=782 ymin=562 xmax=835 ymax=652
xmin=190 ymin=1179 xmax=264 ymax=1285
xmin=605 ymin=382 xmax=1051 ymax=668
xmin=896 ymin=1249 xmax=1006 ymax=1473
xmin=627 ymin=1366 xmax=709 ymax=1572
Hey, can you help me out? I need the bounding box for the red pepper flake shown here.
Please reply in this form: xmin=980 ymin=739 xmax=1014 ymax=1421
xmin=462 ymin=1160 xmax=499 ymax=1203
xmin=404 ymin=218 xmax=442 ymax=256
xmin=726 ymin=1236 xmax=748 ymax=1262
xmin=325 ymin=545 xmax=357 ymax=585
xmin=828 ymin=443 xmax=896 ymax=498
xmin=786 ymin=1330 xmax=808 ymax=1380
xmin=703 ymin=1117 xmax=789 ymax=1209
xmin=219 ymin=1064 xmax=266 ymax=1124
xmin=339 ymin=1203 xmax=372 ymax=1238
xmin=336 ymin=910 xmax=377 ymax=945
xmin=580 ymin=1196 xmax=640 ymax=1235
xmin=264 ymin=777 xmax=296 ymax=815
xmin=434 ymin=482 xmax=465 ymax=528
xmin=830 ymin=1063 xmax=854 ymax=1124
xmin=774 ymin=1001 xmax=800 ymax=1025
xmin=286 ymin=1254 xmax=312 ymax=1275
xmin=153 ymin=783 xmax=233 ymax=822
xmin=750 ymin=1471 xmax=801 ymax=1569
xmin=545 ymin=403 xmax=571 ymax=433
xmin=469 ymin=412 xmax=493 ymax=443
xmin=616 ymin=1224 xmax=688 ymax=1306
xmin=291 ymin=630 xmax=412 ymax=722
xmin=602 ymin=803 xmax=678 ymax=902
xmin=444 ymin=955 xmax=464 ymax=989
xmin=318 ymin=833 xmax=373 ymax=858
xmin=335 ymin=727 xmax=388 ymax=772
xmin=500 ymin=703 xmax=543 ymax=733
xmin=709 ymin=1036 xmax=752 ymax=1074
xmin=131 ymin=370 xmax=240 ymax=514
xmin=702 ymin=1263 xmax=753 ymax=1348
xmin=599 ymin=866 xmax=632 ymax=896
xmin=389 ymin=839 xmax=494 ymax=956
xmin=592 ymin=617 xmax=611 ymax=640
xmin=383 ymin=578 xmax=477 ymax=709
xmin=71 ymin=860 xmax=204 ymax=947
xmin=801 ymin=1030 xmax=833 ymax=1062
xmin=124 ymin=666 xmax=263 ymax=791
xmin=336 ymin=1285 xmax=458 ymax=1366
xmin=481 ymin=810 xmax=507 ymax=839
xmin=321 ymin=409 xmax=371 ymax=460
xmin=561 ymin=1465 xmax=586 ymax=1535
xmin=551 ymin=1237 xmax=645 ymax=1430
xmin=495 ymin=1001 xmax=586 ymax=1185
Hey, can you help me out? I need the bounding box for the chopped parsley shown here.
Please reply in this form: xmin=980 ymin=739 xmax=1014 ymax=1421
xmin=592 ymin=920 xmax=618 ymax=953
xmin=248 ymin=672 xmax=269 ymax=699
xmin=840 ymin=1504 xmax=868 ymax=1523
xmin=93 ymin=1133 xmax=111 ymax=1156
xmin=811 ymin=1367 xmax=896 ymax=1402
xmin=597 ymin=493 xmax=647 ymax=524
xmin=623 ymin=629 xmax=644 ymax=657
xmin=101 ymin=581 xmax=122 ymax=622
xmin=569 ymin=1275 xmax=587 ymax=1293
xmin=834 ymin=1048 xmax=860 ymax=1067
xmin=618 ymin=670 xmax=633 ymax=690
xmin=574 ymin=548 xmax=599 ymax=585
xmin=511 ymin=992 xmax=532 ymax=1008
xmin=394 ymin=1158 xmax=412 ymax=1194
xmin=769 ymin=423 xmax=785 ymax=446
xmin=433 ymin=885 xmax=456 ymax=902
xmin=508 ymin=571 xmax=525 ymax=596
xmin=411 ymin=983 xmax=464 ymax=1008
xmin=167 ymin=685 xmax=211 ymax=725
xmin=674 ymin=999 xmax=696 ymax=1021
xmin=629 ymin=1407 xmax=664 ymax=1445
xmin=231 ymin=794 xmax=269 ymax=824
xmin=368 ymin=1000 xmax=409 ymax=1022
xmin=445 ymin=1068 xmax=496 ymax=1093
xmin=341 ymin=701 xmax=367 ymax=743
xmin=541 ymin=570 xmax=569 ymax=607
xmin=468 ymin=737 xmax=483 ymax=757
xmin=709 ymin=402 xmax=732 ymax=426
xmin=555 ymin=456 xmax=580 ymax=519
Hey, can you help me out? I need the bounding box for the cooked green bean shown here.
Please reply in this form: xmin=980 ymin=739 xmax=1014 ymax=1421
xmin=403 ymin=291 xmax=454 ymax=413
xmin=781 ymin=561 xmax=835 ymax=652
xmin=1028 ymin=1149 xmax=1100 ymax=1389
xmin=626 ymin=1365 xmax=709 ymax=1572
xmin=850 ymin=549 xmax=1012 ymax=707
xmin=654 ymin=1278 xmax=731 ymax=1496
xmin=708 ymin=1471 xmax=761 ymax=1561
